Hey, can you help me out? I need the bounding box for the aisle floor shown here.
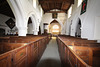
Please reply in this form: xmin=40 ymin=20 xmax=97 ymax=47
xmin=36 ymin=37 xmax=62 ymax=67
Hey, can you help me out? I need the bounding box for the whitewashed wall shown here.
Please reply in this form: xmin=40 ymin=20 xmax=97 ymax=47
xmin=66 ymin=0 xmax=100 ymax=40
xmin=7 ymin=0 xmax=43 ymax=36
xmin=0 ymin=14 xmax=17 ymax=35
xmin=42 ymin=13 xmax=67 ymax=34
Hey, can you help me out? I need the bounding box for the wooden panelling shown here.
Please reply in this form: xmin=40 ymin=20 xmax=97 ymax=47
xmin=0 ymin=34 xmax=51 ymax=67
xmin=0 ymin=52 xmax=12 ymax=67
xmin=39 ymin=0 xmax=74 ymax=13
xmin=13 ymin=46 xmax=27 ymax=64
xmin=57 ymin=35 xmax=100 ymax=67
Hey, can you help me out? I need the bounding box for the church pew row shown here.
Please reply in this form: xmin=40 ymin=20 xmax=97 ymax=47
xmin=0 ymin=34 xmax=51 ymax=43
xmin=0 ymin=35 xmax=51 ymax=67
xmin=0 ymin=43 xmax=26 ymax=54
xmin=57 ymin=36 xmax=100 ymax=67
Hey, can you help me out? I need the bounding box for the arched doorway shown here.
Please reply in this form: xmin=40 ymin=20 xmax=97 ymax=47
xmin=69 ymin=21 xmax=72 ymax=35
xmin=27 ymin=15 xmax=38 ymax=35
xmin=75 ymin=18 xmax=81 ymax=37
xmin=27 ymin=17 xmax=33 ymax=34
xmin=38 ymin=26 xmax=41 ymax=35
xmin=52 ymin=25 xmax=59 ymax=34
xmin=49 ymin=20 xmax=61 ymax=35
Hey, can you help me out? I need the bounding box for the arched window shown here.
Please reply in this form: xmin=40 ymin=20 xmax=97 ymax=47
xmin=77 ymin=0 xmax=83 ymax=7
xmin=52 ymin=25 xmax=59 ymax=32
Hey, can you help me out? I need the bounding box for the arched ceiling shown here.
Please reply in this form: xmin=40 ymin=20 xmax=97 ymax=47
xmin=39 ymin=0 xmax=74 ymax=13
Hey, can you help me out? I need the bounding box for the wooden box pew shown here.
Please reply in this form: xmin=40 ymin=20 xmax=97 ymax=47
xmin=0 ymin=36 xmax=49 ymax=67
xmin=61 ymin=38 xmax=97 ymax=46
xmin=18 ymin=37 xmax=47 ymax=67
xmin=0 ymin=35 xmax=49 ymax=43
xmin=66 ymin=45 xmax=91 ymax=67
xmin=0 ymin=50 xmax=12 ymax=67
xmin=0 ymin=43 xmax=28 ymax=67
xmin=0 ymin=38 xmax=41 ymax=43
xmin=28 ymin=41 xmax=39 ymax=67
xmin=0 ymin=39 xmax=10 ymax=43
xmin=0 ymin=38 xmax=48 ymax=67
xmin=7 ymin=36 xmax=44 ymax=43
xmin=57 ymin=37 xmax=70 ymax=67
xmin=28 ymin=36 xmax=49 ymax=67
xmin=0 ymin=37 xmax=10 ymax=39
xmin=68 ymin=45 xmax=100 ymax=67
xmin=0 ymin=43 xmax=26 ymax=54
xmin=10 ymin=37 xmax=47 ymax=59
xmin=30 ymin=37 xmax=47 ymax=66
xmin=72 ymin=42 xmax=100 ymax=47
xmin=58 ymin=40 xmax=67 ymax=67
xmin=60 ymin=37 xmax=87 ymax=42
xmin=57 ymin=37 xmax=98 ymax=67
xmin=56 ymin=38 xmax=87 ymax=67
xmin=57 ymin=36 xmax=88 ymax=46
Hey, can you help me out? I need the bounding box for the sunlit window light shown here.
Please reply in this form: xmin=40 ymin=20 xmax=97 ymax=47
xmin=52 ymin=30 xmax=59 ymax=32
xmin=53 ymin=25 xmax=59 ymax=29
xmin=52 ymin=25 xmax=59 ymax=32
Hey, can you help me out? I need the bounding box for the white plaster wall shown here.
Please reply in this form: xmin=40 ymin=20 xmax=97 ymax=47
xmin=7 ymin=0 xmax=43 ymax=36
xmin=66 ymin=0 xmax=100 ymax=40
xmin=27 ymin=23 xmax=33 ymax=34
xmin=0 ymin=14 xmax=10 ymax=26
xmin=42 ymin=13 xmax=67 ymax=34
xmin=0 ymin=14 xmax=17 ymax=35
xmin=39 ymin=22 xmax=44 ymax=34
xmin=94 ymin=17 xmax=100 ymax=40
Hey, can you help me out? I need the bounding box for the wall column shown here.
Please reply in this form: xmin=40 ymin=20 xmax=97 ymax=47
xmin=33 ymin=30 xmax=38 ymax=35
xmin=17 ymin=27 xmax=27 ymax=36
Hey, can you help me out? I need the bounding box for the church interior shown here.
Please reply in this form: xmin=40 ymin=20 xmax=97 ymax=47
xmin=0 ymin=0 xmax=100 ymax=67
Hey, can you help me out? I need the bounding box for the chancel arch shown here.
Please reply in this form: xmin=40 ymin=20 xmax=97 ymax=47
xmin=27 ymin=14 xmax=38 ymax=35
xmin=75 ymin=18 xmax=81 ymax=37
xmin=49 ymin=20 xmax=61 ymax=35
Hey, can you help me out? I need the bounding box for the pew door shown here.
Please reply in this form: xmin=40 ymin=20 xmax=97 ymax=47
xmin=13 ymin=46 xmax=28 ymax=67
xmin=31 ymin=42 xmax=38 ymax=67
xmin=0 ymin=52 xmax=12 ymax=67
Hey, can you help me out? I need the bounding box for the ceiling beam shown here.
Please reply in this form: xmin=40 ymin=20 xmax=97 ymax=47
xmin=46 ymin=3 xmax=50 ymax=10
xmin=39 ymin=0 xmax=74 ymax=13
xmin=61 ymin=2 xmax=64 ymax=10
xmin=46 ymin=10 xmax=66 ymax=13
xmin=39 ymin=0 xmax=73 ymax=4
xmin=65 ymin=3 xmax=72 ymax=13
